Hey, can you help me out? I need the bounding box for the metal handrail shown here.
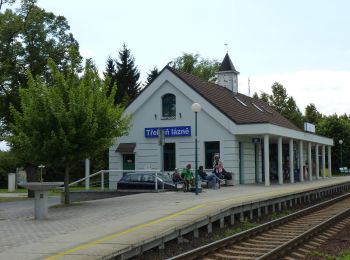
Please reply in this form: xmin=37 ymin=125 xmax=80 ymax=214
xmin=68 ymin=169 xmax=162 ymax=191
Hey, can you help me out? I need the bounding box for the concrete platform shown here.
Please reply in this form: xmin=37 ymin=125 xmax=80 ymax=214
xmin=1 ymin=176 xmax=350 ymax=260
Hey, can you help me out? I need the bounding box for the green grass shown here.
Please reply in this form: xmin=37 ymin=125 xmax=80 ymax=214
xmin=0 ymin=188 xmax=27 ymax=193
xmin=1 ymin=186 xmax=106 ymax=194
xmin=308 ymin=251 xmax=335 ymax=259
xmin=269 ymin=210 xmax=292 ymax=220
xmin=0 ymin=197 xmax=28 ymax=203
xmin=221 ymin=218 xmax=258 ymax=238
xmin=0 ymin=188 xmax=61 ymax=196
xmin=339 ymin=250 xmax=350 ymax=260
xmin=49 ymin=186 xmax=106 ymax=195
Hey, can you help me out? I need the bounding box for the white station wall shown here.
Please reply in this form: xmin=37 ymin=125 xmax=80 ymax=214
xmin=108 ymin=81 xmax=260 ymax=188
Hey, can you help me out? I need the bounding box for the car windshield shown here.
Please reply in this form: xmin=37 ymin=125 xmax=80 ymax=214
xmin=157 ymin=173 xmax=173 ymax=182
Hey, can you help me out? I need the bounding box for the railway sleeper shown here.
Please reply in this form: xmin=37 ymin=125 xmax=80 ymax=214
xmin=221 ymin=249 xmax=262 ymax=256
xmin=248 ymin=238 xmax=283 ymax=244
xmin=304 ymin=244 xmax=317 ymax=250
xmin=258 ymin=235 xmax=291 ymax=241
xmin=262 ymin=233 xmax=295 ymax=239
xmin=213 ymin=253 xmax=255 ymax=259
xmin=233 ymin=245 xmax=269 ymax=252
xmin=269 ymin=229 xmax=302 ymax=234
xmin=240 ymin=242 xmax=276 ymax=248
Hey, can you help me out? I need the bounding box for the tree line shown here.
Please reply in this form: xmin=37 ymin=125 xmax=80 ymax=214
xmin=253 ymin=85 xmax=350 ymax=171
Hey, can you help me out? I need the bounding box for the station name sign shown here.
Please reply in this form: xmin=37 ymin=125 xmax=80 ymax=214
xmin=304 ymin=122 xmax=315 ymax=133
xmin=145 ymin=126 xmax=191 ymax=138
xmin=252 ymin=138 xmax=261 ymax=144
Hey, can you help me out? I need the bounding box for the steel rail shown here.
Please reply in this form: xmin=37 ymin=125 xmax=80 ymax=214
xmin=168 ymin=192 xmax=350 ymax=260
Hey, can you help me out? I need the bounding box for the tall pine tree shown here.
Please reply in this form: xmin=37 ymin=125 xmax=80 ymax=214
xmin=115 ymin=43 xmax=140 ymax=105
xmin=145 ymin=66 xmax=159 ymax=86
xmin=104 ymin=56 xmax=117 ymax=97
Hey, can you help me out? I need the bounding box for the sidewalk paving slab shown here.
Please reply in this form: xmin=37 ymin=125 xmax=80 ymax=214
xmin=1 ymin=176 xmax=350 ymax=260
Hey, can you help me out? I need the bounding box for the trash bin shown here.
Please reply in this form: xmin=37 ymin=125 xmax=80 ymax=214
xmin=8 ymin=173 xmax=16 ymax=192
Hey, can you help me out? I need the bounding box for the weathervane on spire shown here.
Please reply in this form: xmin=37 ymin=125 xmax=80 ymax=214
xmin=224 ymin=43 xmax=228 ymax=53
xmin=248 ymin=77 xmax=251 ymax=96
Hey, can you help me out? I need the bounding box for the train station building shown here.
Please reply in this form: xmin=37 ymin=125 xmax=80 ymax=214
xmin=109 ymin=54 xmax=333 ymax=188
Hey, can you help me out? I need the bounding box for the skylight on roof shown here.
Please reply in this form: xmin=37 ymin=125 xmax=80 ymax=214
xmin=261 ymin=106 xmax=273 ymax=114
xmin=234 ymin=97 xmax=247 ymax=107
xmin=252 ymin=103 xmax=264 ymax=112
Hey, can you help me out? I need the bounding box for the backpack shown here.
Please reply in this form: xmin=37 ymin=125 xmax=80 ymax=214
xmin=223 ymin=171 xmax=232 ymax=180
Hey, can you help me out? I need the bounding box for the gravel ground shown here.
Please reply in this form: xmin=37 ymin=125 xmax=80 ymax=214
xmin=132 ymin=211 xmax=294 ymax=260
xmin=307 ymin=220 xmax=350 ymax=260
xmin=132 ymin=194 xmax=350 ymax=260
xmin=136 ymin=223 xmax=350 ymax=260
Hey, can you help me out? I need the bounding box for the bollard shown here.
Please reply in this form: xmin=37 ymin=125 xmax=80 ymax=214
xmin=8 ymin=173 xmax=16 ymax=192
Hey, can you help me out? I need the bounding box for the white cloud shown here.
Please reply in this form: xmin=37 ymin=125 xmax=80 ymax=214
xmin=0 ymin=141 xmax=9 ymax=151
xmin=240 ymin=70 xmax=350 ymax=116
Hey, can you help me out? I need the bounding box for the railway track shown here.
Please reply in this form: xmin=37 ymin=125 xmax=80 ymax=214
xmin=168 ymin=193 xmax=350 ymax=260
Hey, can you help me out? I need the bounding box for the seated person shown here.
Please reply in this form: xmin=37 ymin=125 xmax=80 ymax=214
xmin=198 ymin=165 xmax=208 ymax=180
xmin=181 ymin=163 xmax=194 ymax=191
xmin=172 ymin=168 xmax=183 ymax=183
xmin=198 ymin=166 xmax=220 ymax=188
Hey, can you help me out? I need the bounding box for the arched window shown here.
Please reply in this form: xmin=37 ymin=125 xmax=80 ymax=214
xmin=162 ymin=94 xmax=176 ymax=119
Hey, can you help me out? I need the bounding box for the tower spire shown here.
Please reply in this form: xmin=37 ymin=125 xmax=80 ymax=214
xmin=216 ymin=53 xmax=240 ymax=93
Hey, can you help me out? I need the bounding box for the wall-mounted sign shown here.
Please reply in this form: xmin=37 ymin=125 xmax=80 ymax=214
xmin=145 ymin=126 xmax=191 ymax=138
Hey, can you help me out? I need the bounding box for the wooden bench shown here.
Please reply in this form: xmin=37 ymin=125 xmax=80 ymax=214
xmin=339 ymin=167 xmax=350 ymax=174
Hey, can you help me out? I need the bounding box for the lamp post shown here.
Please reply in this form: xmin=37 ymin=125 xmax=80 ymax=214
xmin=38 ymin=165 xmax=45 ymax=182
xmin=191 ymin=103 xmax=201 ymax=195
xmin=339 ymin=139 xmax=343 ymax=168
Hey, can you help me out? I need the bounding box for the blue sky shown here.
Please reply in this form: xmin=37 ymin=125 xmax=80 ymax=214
xmin=36 ymin=0 xmax=349 ymax=115
xmin=1 ymin=0 xmax=350 ymax=150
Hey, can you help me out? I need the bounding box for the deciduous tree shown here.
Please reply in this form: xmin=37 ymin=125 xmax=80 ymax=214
xmin=268 ymin=82 xmax=304 ymax=129
xmin=0 ymin=150 xmax=19 ymax=188
xmin=317 ymin=114 xmax=350 ymax=170
xmin=170 ymin=53 xmax=220 ymax=82
xmin=0 ymin=0 xmax=81 ymax=136
xmin=8 ymin=57 xmax=130 ymax=204
xmin=305 ymin=103 xmax=323 ymax=125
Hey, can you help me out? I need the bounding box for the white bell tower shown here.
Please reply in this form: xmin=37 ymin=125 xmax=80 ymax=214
xmin=216 ymin=53 xmax=239 ymax=93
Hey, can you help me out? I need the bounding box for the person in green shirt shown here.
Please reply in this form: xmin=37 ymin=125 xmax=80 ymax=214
xmin=181 ymin=163 xmax=194 ymax=191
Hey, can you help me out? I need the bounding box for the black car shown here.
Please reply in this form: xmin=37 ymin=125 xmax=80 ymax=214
xmin=117 ymin=172 xmax=176 ymax=190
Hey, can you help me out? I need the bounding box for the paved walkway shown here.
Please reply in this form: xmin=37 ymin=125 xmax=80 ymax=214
xmin=1 ymin=176 xmax=350 ymax=260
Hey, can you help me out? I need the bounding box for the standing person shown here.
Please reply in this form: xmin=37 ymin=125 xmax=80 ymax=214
xmin=181 ymin=163 xmax=194 ymax=191
xmin=213 ymin=154 xmax=224 ymax=179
